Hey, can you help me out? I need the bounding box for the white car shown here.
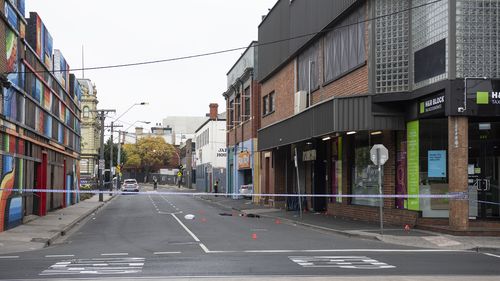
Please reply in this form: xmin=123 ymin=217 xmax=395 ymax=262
xmin=122 ymin=179 xmax=140 ymax=192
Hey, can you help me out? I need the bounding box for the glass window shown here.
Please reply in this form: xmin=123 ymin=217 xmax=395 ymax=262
xmin=351 ymin=132 xmax=383 ymax=207
xmin=83 ymin=106 xmax=90 ymax=118
xmin=324 ymin=4 xmax=366 ymax=83
xmin=297 ymin=41 xmax=320 ymax=92
xmin=244 ymin=87 xmax=250 ymax=121
xmin=236 ymin=94 xmax=241 ymax=123
xmin=269 ymin=92 xmax=275 ymax=113
xmin=263 ymin=96 xmax=269 ymax=116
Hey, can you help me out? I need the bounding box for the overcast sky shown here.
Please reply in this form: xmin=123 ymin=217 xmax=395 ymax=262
xmin=26 ymin=0 xmax=277 ymax=132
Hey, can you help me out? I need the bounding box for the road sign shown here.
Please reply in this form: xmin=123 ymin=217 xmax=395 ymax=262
xmin=370 ymin=144 xmax=388 ymax=166
xmin=99 ymin=159 xmax=105 ymax=170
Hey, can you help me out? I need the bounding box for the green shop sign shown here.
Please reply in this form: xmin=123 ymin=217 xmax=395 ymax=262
xmin=407 ymin=120 xmax=419 ymax=211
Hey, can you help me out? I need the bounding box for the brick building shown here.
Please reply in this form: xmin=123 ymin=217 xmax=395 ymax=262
xmin=257 ymin=0 xmax=500 ymax=231
xmin=0 ymin=1 xmax=81 ymax=231
xmin=223 ymin=42 xmax=261 ymax=200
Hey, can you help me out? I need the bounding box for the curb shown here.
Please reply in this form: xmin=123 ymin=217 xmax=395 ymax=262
xmin=44 ymin=195 xmax=117 ymax=247
xmin=473 ymin=247 xmax=500 ymax=254
xmin=198 ymin=196 xmax=379 ymax=241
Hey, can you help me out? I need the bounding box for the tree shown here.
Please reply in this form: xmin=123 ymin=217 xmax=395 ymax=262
xmin=104 ymin=138 xmax=128 ymax=169
xmin=123 ymin=136 xmax=176 ymax=174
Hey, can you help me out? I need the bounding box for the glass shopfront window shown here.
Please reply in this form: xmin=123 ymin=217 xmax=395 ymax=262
xmin=351 ymin=133 xmax=382 ymax=207
xmin=419 ymin=119 xmax=449 ymax=217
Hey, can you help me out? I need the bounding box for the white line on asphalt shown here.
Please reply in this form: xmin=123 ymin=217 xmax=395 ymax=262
xmin=100 ymin=253 xmax=129 ymax=256
xmin=243 ymin=249 xmax=469 ymax=253
xmin=45 ymin=255 xmax=75 ymax=258
xmin=199 ymin=243 xmax=210 ymax=253
xmin=484 ymin=253 xmax=500 ymax=259
xmin=170 ymin=213 xmax=200 ymax=242
xmin=153 ymin=251 xmax=181 ymax=255
xmin=0 ymin=256 xmax=19 ymax=259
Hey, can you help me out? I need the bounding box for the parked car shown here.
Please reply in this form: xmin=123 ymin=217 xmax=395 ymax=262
xmin=122 ymin=179 xmax=140 ymax=192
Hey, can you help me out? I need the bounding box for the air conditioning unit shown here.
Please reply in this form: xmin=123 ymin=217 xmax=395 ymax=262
xmin=294 ymin=90 xmax=307 ymax=114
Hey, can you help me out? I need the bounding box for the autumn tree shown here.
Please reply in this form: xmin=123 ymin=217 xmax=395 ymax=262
xmin=123 ymin=137 xmax=176 ymax=174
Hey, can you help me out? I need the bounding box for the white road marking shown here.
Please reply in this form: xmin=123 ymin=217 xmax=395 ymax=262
xmin=199 ymin=243 xmax=210 ymax=253
xmin=154 ymin=251 xmax=181 ymax=255
xmin=290 ymin=256 xmax=396 ymax=269
xmin=484 ymin=253 xmax=500 ymax=259
xmin=0 ymin=256 xmax=19 ymax=259
xmin=242 ymin=249 xmax=467 ymax=254
xmin=100 ymin=253 xmax=128 ymax=256
xmin=40 ymin=257 xmax=145 ymax=276
xmin=45 ymin=255 xmax=75 ymax=258
xmin=171 ymin=213 xmax=200 ymax=242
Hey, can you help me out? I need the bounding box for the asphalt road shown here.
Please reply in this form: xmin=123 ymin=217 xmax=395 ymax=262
xmin=1 ymin=187 xmax=500 ymax=280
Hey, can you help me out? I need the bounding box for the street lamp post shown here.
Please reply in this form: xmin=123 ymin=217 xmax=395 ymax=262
xmin=94 ymin=109 xmax=116 ymax=202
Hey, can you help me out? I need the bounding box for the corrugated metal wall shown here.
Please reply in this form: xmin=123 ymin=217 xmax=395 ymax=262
xmin=258 ymin=95 xmax=404 ymax=151
xmin=258 ymin=0 xmax=358 ymax=82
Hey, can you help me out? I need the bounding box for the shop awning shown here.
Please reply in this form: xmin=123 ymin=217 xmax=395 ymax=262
xmin=258 ymin=95 xmax=405 ymax=151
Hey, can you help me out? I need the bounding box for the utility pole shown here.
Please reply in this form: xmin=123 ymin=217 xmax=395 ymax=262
xmin=95 ymin=109 xmax=115 ymax=201
xmin=117 ymin=130 xmax=122 ymax=191
xmin=105 ymin=122 xmax=122 ymax=193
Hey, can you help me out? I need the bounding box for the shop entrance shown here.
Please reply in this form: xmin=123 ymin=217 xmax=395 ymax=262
xmin=469 ymin=121 xmax=500 ymax=219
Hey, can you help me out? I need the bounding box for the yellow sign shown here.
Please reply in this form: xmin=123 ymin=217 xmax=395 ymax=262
xmin=177 ymin=171 xmax=182 ymax=177
xmin=238 ymin=151 xmax=251 ymax=170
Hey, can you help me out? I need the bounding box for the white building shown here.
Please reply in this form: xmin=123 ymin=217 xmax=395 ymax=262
xmin=194 ymin=104 xmax=226 ymax=193
xmin=163 ymin=116 xmax=207 ymax=146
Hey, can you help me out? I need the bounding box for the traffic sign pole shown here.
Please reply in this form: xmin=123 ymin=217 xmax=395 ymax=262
xmin=371 ymin=144 xmax=388 ymax=235
xmin=378 ymin=148 xmax=384 ymax=235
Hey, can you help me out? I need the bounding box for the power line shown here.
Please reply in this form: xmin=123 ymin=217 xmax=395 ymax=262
xmin=2 ymin=0 xmax=442 ymax=76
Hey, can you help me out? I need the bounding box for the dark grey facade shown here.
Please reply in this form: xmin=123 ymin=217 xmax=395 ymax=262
xmin=258 ymin=0 xmax=358 ymax=82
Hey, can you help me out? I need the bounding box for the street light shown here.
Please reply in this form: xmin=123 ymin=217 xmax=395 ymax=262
xmin=111 ymin=102 xmax=148 ymax=191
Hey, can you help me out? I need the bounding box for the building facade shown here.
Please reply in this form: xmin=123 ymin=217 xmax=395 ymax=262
xmin=195 ymin=104 xmax=227 ymax=193
xmin=257 ymin=0 xmax=500 ymax=231
xmin=163 ymin=116 xmax=207 ymax=146
xmin=78 ymin=79 xmax=99 ymax=184
xmin=0 ymin=2 xmax=81 ymax=231
xmin=223 ymin=42 xmax=261 ymax=200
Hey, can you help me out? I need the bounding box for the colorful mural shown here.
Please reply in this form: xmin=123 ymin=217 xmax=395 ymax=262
xmin=0 ymin=135 xmax=24 ymax=231
xmin=5 ymin=27 xmax=18 ymax=86
xmin=5 ymin=1 xmax=18 ymax=30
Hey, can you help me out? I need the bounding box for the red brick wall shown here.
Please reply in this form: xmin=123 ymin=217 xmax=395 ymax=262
xmin=260 ymin=61 xmax=295 ymax=128
xmin=327 ymin=203 xmax=420 ymax=226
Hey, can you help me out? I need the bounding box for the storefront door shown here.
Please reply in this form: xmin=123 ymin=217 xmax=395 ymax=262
xmin=469 ymin=121 xmax=500 ymax=219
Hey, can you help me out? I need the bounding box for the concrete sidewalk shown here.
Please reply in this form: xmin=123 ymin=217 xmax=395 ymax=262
xmin=0 ymin=194 xmax=114 ymax=255
xmin=199 ymin=195 xmax=500 ymax=253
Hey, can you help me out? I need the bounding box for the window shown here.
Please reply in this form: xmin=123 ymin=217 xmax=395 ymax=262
xmin=243 ymin=86 xmax=250 ymax=121
xmin=229 ymin=100 xmax=234 ymax=129
xmin=324 ymin=5 xmax=366 ymax=83
xmin=236 ymin=94 xmax=241 ymax=124
xmin=83 ymin=106 xmax=90 ymax=118
xmin=263 ymin=95 xmax=269 ymax=116
xmin=269 ymin=92 xmax=275 ymax=113
xmin=297 ymin=41 xmax=320 ymax=92
xmin=351 ymin=132 xmax=383 ymax=207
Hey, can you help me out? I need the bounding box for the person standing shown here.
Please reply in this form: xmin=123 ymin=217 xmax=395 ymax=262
xmin=214 ymin=179 xmax=219 ymax=197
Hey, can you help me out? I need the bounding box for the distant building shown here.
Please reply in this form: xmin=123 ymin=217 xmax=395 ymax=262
xmin=78 ymin=79 xmax=100 ymax=181
xmin=162 ymin=116 xmax=207 ymax=146
xmin=130 ymin=125 xmax=174 ymax=144
xmin=195 ymin=104 xmax=226 ymax=193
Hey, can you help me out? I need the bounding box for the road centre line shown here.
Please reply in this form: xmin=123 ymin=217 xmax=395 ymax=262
xmin=153 ymin=252 xmax=181 ymax=255
xmin=484 ymin=253 xmax=500 ymax=259
xmin=170 ymin=213 xmax=200 ymax=242
xmin=199 ymin=243 xmax=210 ymax=253
xmin=45 ymin=255 xmax=75 ymax=258
xmin=0 ymin=256 xmax=19 ymax=259
xmin=100 ymin=253 xmax=129 ymax=256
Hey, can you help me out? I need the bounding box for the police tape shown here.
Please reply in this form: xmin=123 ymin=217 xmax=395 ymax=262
xmin=0 ymin=188 xmax=469 ymax=199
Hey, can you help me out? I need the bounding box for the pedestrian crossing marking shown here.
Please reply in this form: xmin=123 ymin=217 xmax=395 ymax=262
xmin=289 ymin=256 xmax=396 ymax=269
xmin=40 ymin=257 xmax=145 ymax=275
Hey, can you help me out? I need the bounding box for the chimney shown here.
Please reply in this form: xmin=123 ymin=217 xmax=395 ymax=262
xmin=209 ymin=103 xmax=218 ymax=120
xmin=135 ymin=127 xmax=144 ymax=135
